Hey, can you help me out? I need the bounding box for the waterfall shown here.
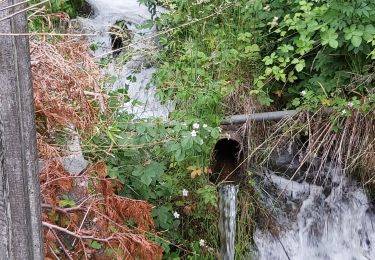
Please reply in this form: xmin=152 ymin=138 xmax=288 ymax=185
xmin=76 ymin=2 xmax=375 ymax=259
xmin=219 ymin=184 xmax=239 ymax=260
xmin=254 ymin=169 xmax=375 ymax=260
xmin=78 ymin=0 xmax=172 ymax=119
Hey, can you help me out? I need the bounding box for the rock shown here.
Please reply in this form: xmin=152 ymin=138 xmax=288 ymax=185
xmin=63 ymin=125 xmax=89 ymax=175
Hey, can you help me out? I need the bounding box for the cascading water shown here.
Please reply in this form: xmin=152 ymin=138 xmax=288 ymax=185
xmin=254 ymin=168 xmax=375 ymax=260
xmin=219 ymin=184 xmax=239 ymax=260
xmin=76 ymin=2 xmax=375 ymax=259
xmin=78 ymin=0 xmax=172 ymax=119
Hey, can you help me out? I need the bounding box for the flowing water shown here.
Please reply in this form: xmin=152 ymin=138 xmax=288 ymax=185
xmin=254 ymin=168 xmax=375 ymax=260
xmin=219 ymin=184 xmax=239 ymax=260
xmin=78 ymin=0 xmax=172 ymax=119
xmin=77 ymin=2 xmax=375 ymax=259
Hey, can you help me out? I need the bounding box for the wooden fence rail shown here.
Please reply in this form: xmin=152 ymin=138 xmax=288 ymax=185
xmin=0 ymin=0 xmax=43 ymax=259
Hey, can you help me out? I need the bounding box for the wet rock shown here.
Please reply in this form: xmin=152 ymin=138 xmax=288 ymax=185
xmin=268 ymin=144 xmax=303 ymax=178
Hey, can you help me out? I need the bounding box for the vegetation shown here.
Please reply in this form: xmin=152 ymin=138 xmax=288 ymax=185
xmin=25 ymin=0 xmax=375 ymax=259
xmin=141 ymin=0 xmax=375 ymax=256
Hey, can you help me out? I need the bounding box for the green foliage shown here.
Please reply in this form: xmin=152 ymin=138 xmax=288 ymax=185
xmin=251 ymin=0 xmax=375 ymax=111
xmin=197 ymin=185 xmax=217 ymax=207
xmin=136 ymin=0 xmax=375 ymax=257
xmin=28 ymin=0 xmax=86 ymax=31
xmin=58 ymin=195 xmax=76 ymax=208
xmin=49 ymin=0 xmax=375 ymax=257
xmin=142 ymin=0 xmax=375 ymax=118
xmin=90 ymin=240 xmax=102 ymax=250
xmin=84 ymin=87 xmax=221 ymax=257
xmin=146 ymin=0 xmax=264 ymax=122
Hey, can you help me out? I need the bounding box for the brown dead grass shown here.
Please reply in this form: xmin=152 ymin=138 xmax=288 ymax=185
xmin=31 ymin=37 xmax=163 ymax=259
xmin=31 ymin=38 xmax=102 ymax=133
xmin=41 ymin=160 xmax=163 ymax=260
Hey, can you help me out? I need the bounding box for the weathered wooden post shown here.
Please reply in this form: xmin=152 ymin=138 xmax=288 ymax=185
xmin=0 ymin=1 xmax=43 ymax=259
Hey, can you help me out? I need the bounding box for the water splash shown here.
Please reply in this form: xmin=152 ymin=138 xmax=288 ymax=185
xmin=78 ymin=0 xmax=172 ymax=119
xmin=254 ymin=169 xmax=375 ymax=260
xmin=219 ymin=184 xmax=239 ymax=260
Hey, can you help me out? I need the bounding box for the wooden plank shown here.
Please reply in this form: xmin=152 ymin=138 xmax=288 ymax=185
xmin=0 ymin=1 xmax=43 ymax=259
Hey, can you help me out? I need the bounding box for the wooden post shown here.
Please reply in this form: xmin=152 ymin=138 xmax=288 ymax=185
xmin=0 ymin=1 xmax=43 ymax=259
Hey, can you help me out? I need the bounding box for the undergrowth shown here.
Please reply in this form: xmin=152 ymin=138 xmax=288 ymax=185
xmin=141 ymin=0 xmax=375 ymax=257
xmin=27 ymin=0 xmax=375 ymax=258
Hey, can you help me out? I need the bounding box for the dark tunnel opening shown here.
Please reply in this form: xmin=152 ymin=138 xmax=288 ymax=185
xmin=109 ymin=21 xmax=131 ymax=57
xmin=210 ymin=138 xmax=242 ymax=184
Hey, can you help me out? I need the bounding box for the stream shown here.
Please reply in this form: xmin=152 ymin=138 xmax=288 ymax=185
xmin=78 ymin=0 xmax=172 ymax=120
xmin=219 ymin=184 xmax=239 ymax=260
xmin=77 ymin=1 xmax=375 ymax=259
xmin=254 ymin=167 xmax=375 ymax=260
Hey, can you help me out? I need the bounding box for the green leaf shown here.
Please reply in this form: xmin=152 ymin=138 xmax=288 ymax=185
xmin=152 ymin=206 xmax=174 ymax=230
xmin=210 ymin=128 xmax=220 ymax=139
xmin=258 ymin=92 xmax=273 ymax=106
xmin=90 ymin=241 xmax=102 ymax=250
xmin=279 ymin=44 xmax=294 ymax=53
xmin=321 ymin=29 xmax=338 ymax=49
xmin=175 ymin=149 xmax=185 ymax=162
xmin=181 ymin=137 xmax=193 ymax=149
xmin=193 ymin=136 xmax=204 ymax=146
xmin=363 ymin=24 xmax=375 ymax=42
xmin=59 ymin=195 xmax=76 ymax=208
xmin=328 ymin=39 xmax=338 ymax=49
xmin=296 ymin=63 xmax=304 ymax=72
xmin=245 ymin=44 xmax=260 ymax=53
xmin=351 ymin=35 xmax=362 ymax=47
xmin=292 ymin=98 xmax=301 ymax=107
xmin=132 ymin=162 xmax=165 ymax=186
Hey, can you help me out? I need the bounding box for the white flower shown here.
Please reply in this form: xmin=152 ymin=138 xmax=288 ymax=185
xmin=199 ymin=239 xmax=206 ymax=247
xmin=173 ymin=211 xmax=180 ymax=219
xmin=341 ymin=109 xmax=347 ymax=115
xmin=203 ymin=124 xmax=208 ymax=128
xmin=348 ymin=101 xmax=354 ymax=107
xmin=182 ymin=189 xmax=189 ymax=197
xmin=218 ymin=127 xmax=222 ymax=133
xmin=193 ymin=123 xmax=200 ymax=129
xmin=263 ymin=4 xmax=271 ymax=11
xmin=270 ymin=16 xmax=279 ymax=27
xmin=300 ymin=90 xmax=307 ymax=96
xmin=191 ymin=130 xmax=197 ymax=137
xmin=92 ymin=217 xmax=98 ymax=223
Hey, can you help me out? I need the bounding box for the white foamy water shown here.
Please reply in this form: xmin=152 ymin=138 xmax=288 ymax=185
xmin=78 ymin=0 xmax=172 ymax=119
xmin=254 ymin=169 xmax=375 ymax=260
xmin=219 ymin=184 xmax=239 ymax=260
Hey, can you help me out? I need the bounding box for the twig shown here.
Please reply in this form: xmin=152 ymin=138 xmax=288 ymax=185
xmin=0 ymin=32 xmax=96 ymax=36
xmin=80 ymin=239 xmax=89 ymax=260
xmin=42 ymin=221 xmax=115 ymax=242
xmin=71 ymin=200 xmax=94 ymax=247
xmin=0 ymin=0 xmax=49 ymax=23
xmin=42 ymin=203 xmax=85 ymax=214
xmin=48 ymin=245 xmax=61 ymax=260
xmin=0 ymin=0 xmax=31 ymax=12
xmin=50 ymin=227 xmax=74 ymax=260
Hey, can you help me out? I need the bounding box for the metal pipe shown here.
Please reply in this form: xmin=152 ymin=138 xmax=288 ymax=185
xmin=222 ymin=110 xmax=297 ymax=125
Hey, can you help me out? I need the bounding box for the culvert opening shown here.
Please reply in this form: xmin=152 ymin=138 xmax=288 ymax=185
xmin=109 ymin=21 xmax=132 ymax=56
xmin=76 ymin=1 xmax=94 ymax=18
xmin=210 ymin=138 xmax=242 ymax=184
